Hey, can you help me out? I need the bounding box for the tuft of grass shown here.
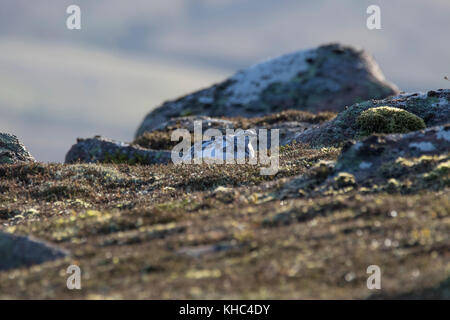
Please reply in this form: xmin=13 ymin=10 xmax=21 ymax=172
xmin=333 ymin=172 xmax=357 ymax=189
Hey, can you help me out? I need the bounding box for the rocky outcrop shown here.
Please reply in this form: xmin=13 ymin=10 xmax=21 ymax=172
xmin=65 ymin=136 xmax=172 ymax=165
xmin=0 ymin=231 xmax=67 ymax=271
xmin=0 ymin=133 xmax=35 ymax=165
xmin=136 ymin=43 xmax=399 ymax=137
xmin=281 ymin=125 xmax=450 ymax=198
xmin=293 ymin=89 xmax=450 ymax=147
xmin=334 ymin=125 xmax=450 ymax=183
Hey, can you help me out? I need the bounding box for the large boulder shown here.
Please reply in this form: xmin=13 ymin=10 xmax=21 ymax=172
xmin=136 ymin=43 xmax=399 ymax=137
xmin=0 ymin=231 xmax=67 ymax=271
xmin=0 ymin=133 xmax=35 ymax=165
xmin=293 ymin=89 xmax=450 ymax=147
xmin=65 ymin=136 xmax=172 ymax=165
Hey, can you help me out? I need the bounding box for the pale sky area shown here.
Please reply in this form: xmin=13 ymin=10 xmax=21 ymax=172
xmin=0 ymin=0 xmax=448 ymax=162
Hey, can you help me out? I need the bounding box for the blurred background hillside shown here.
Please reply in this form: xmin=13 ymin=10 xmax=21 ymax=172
xmin=0 ymin=0 xmax=449 ymax=162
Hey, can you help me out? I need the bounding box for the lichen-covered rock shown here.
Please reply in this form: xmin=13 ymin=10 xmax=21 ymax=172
xmin=0 ymin=231 xmax=67 ymax=271
xmin=280 ymin=160 xmax=336 ymax=198
xmin=293 ymin=89 xmax=450 ymax=147
xmin=335 ymin=125 xmax=450 ymax=184
xmin=65 ymin=136 xmax=172 ymax=165
xmin=356 ymin=106 xmax=426 ymax=136
xmin=0 ymin=133 xmax=35 ymax=165
xmin=281 ymin=125 xmax=450 ymax=198
xmin=136 ymin=43 xmax=398 ymax=137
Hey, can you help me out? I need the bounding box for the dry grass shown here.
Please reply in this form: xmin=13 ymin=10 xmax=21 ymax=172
xmin=0 ymin=142 xmax=448 ymax=299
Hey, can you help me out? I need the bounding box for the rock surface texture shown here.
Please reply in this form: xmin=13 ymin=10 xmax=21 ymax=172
xmin=335 ymin=125 xmax=450 ymax=183
xmin=0 ymin=133 xmax=35 ymax=165
xmin=65 ymin=136 xmax=172 ymax=165
xmin=136 ymin=43 xmax=399 ymax=137
xmin=280 ymin=125 xmax=449 ymax=199
xmin=0 ymin=231 xmax=67 ymax=271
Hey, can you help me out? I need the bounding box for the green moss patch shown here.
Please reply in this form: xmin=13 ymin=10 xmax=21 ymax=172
xmin=356 ymin=106 xmax=426 ymax=136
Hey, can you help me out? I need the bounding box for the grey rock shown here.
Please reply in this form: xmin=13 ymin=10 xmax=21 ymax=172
xmin=334 ymin=124 xmax=450 ymax=183
xmin=0 ymin=231 xmax=67 ymax=271
xmin=0 ymin=133 xmax=35 ymax=165
xmin=293 ymin=89 xmax=450 ymax=147
xmin=136 ymin=43 xmax=399 ymax=137
xmin=65 ymin=136 xmax=172 ymax=165
xmin=280 ymin=125 xmax=450 ymax=199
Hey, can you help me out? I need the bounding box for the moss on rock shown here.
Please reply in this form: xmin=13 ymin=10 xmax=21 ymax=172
xmin=356 ymin=106 xmax=426 ymax=136
xmin=333 ymin=172 xmax=357 ymax=189
xmin=424 ymin=160 xmax=450 ymax=181
xmin=294 ymin=89 xmax=449 ymax=147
